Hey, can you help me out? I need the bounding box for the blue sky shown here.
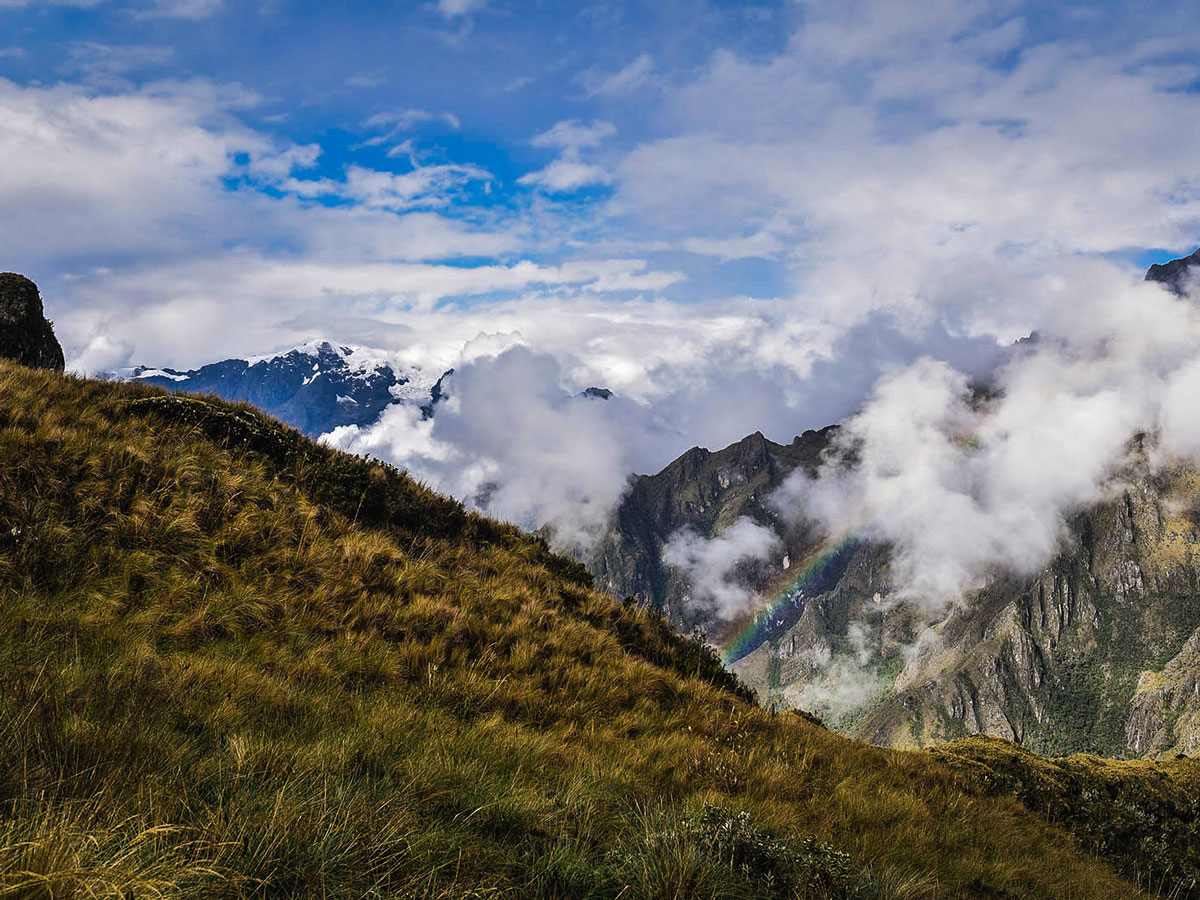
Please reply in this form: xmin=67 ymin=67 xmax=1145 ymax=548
xmin=6 ymin=0 xmax=1200 ymax=533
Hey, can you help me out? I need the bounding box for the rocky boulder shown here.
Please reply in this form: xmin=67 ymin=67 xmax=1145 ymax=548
xmin=0 ymin=273 xmax=65 ymax=371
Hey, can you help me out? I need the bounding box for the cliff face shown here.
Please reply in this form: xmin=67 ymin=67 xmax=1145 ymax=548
xmin=1127 ymin=629 xmax=1200 ymax=756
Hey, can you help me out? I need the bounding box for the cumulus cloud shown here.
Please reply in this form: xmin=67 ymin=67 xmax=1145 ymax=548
xmin=308 ymin=301 xmax=1009 ymax=553
xmin=61 ymin=257 xmax=692 ymax=372
xmin=0 ymin=78 xmax=269 ymax=265
xmin=663 ymin=518 xmax=782 ymax=620
xmin=615 ymin=2 xmax=1200 ymax=341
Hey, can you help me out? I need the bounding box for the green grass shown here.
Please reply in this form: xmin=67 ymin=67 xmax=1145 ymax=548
xmin=0 ymin=360 xmax=1194 ymax=898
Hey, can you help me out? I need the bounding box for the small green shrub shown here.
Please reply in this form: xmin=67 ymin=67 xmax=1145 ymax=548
xmin=606 ymin=805 xmax=876 ymax=900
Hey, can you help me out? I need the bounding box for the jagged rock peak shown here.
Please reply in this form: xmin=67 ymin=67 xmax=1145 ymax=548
xmin=1145 ymin=247 xmax=1200 ymax=297
xmin=0 ymin=273 xmax=65 ymax=372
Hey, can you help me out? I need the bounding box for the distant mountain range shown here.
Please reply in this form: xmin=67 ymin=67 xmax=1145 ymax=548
xmin=113 ymin=341 xmax=440 ymax=438
xmin=112 ymin=344 xmax=612 ymax=439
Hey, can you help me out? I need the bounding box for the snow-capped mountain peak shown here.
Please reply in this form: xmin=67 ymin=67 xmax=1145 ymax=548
xmin=113 ymin=341 xmax=437 ymax=438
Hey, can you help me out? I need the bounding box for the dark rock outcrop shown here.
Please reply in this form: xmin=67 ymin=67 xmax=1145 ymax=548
xmin=0 ymin=273 xmax=65 ymax=371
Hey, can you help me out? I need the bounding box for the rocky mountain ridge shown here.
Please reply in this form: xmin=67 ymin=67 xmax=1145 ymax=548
xmin=115 ymin=347 xmax=614 ymax=439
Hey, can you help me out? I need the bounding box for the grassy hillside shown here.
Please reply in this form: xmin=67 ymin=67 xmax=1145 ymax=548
xmin=0 ymin=360 xmax=1196 ymax=899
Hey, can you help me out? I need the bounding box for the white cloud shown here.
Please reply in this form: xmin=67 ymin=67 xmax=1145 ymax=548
xmin=778 ymin=262 xmax=1200 ymax=613
xmin=0 ymin=78 xmax=269 ymax=263
xmin=503 ymin=75 xmax=533 ymax=92
xmin=326 ymin=347 xmax=639 ymax=548
xmin=346 ymin=73 xmax=387 ymax=88
xmin=681 ymin=223 xmax=788 ymax=260
xmin=364 ymin=108 xmax=461 ymax=134
xmin=612 ymin=5 xmax=1200 ymax=342
xmin=280 ymin=162 xmax=490 ymax=212
xmin=134 ymin=0 xmax=221 ymax=19
xmin=61 ymin=42 xmax=175 ymax=79
xmin=518 ymin=160 xmax=611 ymax=192
xmin=584 ymin=53 xmax=654 ymax=97
xmin=59 ymin=256 xmax=690 ymax=371
xmin=358 ymin=109 xmax=463 ymax=161
xmin=784 ymin=623 xmax=889 ymax=725
xmin=663 ymin=518 xmax=782 ymax=620
xmin=0 ymin=0 xmax=98 ymax=7
xmin=436 ymin=0 xmax=484 ymax=18
xmin=520 ymin=119 xmax=616 ymax=194
xmin=530 ymin=119 xmax=616 ymax=151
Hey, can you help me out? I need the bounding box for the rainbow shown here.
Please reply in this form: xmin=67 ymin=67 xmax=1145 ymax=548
xmin=720 ymin=529 xmax=861 ymax=665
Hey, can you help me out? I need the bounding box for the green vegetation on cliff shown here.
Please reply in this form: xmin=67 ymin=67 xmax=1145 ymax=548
xmin=0 ymin=361 xmax=1197 ymax=898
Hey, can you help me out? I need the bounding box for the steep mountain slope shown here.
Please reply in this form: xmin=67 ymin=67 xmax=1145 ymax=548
xmin=118 ymin=341 xmax=433 ymax=437
xmin=594 ymin=427 xmax=1200 ymax=761
xmin=2 ymin=360 xmax=1195 ymax=898
xmin=801 ymin=454 xmax=1200 ymax=758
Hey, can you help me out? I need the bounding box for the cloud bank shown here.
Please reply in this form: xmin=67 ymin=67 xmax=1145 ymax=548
xmin=781 ymin=261 xmax=1200 ymax=615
